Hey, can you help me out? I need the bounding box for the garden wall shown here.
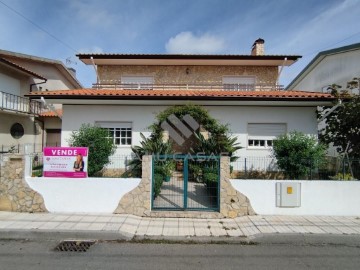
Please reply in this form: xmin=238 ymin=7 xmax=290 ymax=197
xmin=231 ymin=179 xmax=360 ymax=216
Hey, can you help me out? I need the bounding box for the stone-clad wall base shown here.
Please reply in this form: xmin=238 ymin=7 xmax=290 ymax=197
xmin=114 ymin=155 xmax=151 ymax=216
xmin=0 ymin=155 xmax=47 ymax=212
xmin=114 ymin=155 xmax=255 ymax=219
xmin=219 ymin=157 xmax=255 ymax=218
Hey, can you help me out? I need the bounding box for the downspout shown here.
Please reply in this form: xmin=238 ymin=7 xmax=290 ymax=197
xmin=40 ymin=97 xmax=62 ymax=119
xmin=276 ymin=57 xmax=287 ymax=89
xmin=30 ymin=79 xmax=47 ymax=92
xmin=90 ymin=57 xmax=100 ymax=87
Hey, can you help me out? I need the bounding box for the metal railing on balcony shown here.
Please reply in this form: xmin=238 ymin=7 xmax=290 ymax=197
xmin=0 ymin=91 xmax=42 ymax=115
xmin=92 ymin=82 xmax=284 ymax=91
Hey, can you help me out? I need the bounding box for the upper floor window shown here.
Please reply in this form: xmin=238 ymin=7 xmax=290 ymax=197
xmin=247 ymin=123 xmax=286 ymax=149
xmin=223 ymin=76 xmax=256 ymax=91
xmin=96 ymin=122 xmax=132 ymax=146
xmin=121 ymin=76 xmax=154 ymax=90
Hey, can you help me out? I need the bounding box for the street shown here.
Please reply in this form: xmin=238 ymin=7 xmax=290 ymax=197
xmin=0 ymin=237 xmax=359 ymax=270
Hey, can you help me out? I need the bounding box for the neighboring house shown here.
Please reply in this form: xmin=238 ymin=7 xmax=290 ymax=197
xmin=286 ymin=42 xmax=360 ymax=93
xmin=0 ymin=50 xmax=82 ymax=153
xmin=286 ymin=43 xmax=360 ymax=156
xmin=27 ymin=39 xmax=334 ymax=166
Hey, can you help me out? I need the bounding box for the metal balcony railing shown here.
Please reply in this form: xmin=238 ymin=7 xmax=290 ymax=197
xmin=92 ymin=82 xmax=284 ymax=91
xmin=0 ymin=91 xmax=42 ymax=115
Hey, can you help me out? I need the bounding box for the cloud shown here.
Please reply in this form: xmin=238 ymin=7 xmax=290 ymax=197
xmin=165 ymin=31 xmax=225 ymax=54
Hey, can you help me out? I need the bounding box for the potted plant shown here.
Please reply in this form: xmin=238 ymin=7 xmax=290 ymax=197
xmin=163 ymin=161 xmax=175 ymax=182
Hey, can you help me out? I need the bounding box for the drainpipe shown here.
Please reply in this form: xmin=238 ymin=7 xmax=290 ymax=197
xmin=30 ymin=79 xmax=47 ymax=92
xmin=36 ymin=117 xmax=45 ymax=151
xmin=317 ymin=101 xmax=342 ymax=123
xmin=90 ymin=57 xmax=100 ymax=87
xmin=40 ymin=97 xmax=62 ymax=119
xmin=276 ymin=57 xmax=287 ymax=89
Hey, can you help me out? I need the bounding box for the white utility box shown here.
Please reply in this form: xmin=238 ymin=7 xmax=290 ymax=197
xmin=276 ymin=182 xmax=301 ymax=207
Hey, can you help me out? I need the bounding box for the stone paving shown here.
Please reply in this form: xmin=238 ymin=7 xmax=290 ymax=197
xmin=0 ymin=211 xmax=360 ymax=239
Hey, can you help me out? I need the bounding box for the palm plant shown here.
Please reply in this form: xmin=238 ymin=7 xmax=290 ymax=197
xmin=126 ymin=133 xmax=172 ymax=177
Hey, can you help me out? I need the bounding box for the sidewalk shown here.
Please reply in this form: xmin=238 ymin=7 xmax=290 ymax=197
xmin=0 ymin=211 xmax=360 ymax=241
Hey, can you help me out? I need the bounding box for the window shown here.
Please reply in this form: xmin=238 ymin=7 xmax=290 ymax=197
xmin=10 ymin=123 xmax=24 ymax=139
xmin=121 ymin=76 xmax=154 ymax=90
xmin=223 ymin=76 xmax=256 ymax=91
xmin=96 ymin=122 xmax=132 ymax=146
xmin=247 ymin=123 xmax=286 ymax=149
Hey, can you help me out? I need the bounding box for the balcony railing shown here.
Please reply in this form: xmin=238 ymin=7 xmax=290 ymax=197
xmin=0 ymin=91 xmax=42 ymax=115
xmin=92 ymin=82 xmax=284 ymax=91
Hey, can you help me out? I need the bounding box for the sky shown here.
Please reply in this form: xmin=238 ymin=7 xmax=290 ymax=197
xmin=0 ymin=0 xmax=360 ymax=88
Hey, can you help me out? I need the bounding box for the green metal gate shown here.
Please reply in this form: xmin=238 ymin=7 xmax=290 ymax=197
xmin=151 ymin=155 xmax=220 ymax=211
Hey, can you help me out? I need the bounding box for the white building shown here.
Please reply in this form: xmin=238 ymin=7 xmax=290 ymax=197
xmin=287 ymin=42 xmax=360 ymax=93
xmin=0 ymin=50 xmax=82 ymax=153
xmin=27 ymin=40 xmax=334 ymax=167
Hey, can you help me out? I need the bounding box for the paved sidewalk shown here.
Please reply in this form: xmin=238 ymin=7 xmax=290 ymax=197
xmin=0 ymin=211 xmax=360 ymax=241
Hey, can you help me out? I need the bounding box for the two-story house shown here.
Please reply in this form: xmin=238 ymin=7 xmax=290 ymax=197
xmin=0 ymin=50 xmax=82 ymax=153
xmin=27 ymin=39 xmax=334 ymax=164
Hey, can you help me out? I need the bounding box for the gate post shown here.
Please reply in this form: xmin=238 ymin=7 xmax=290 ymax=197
xmin=114 ymin=155 xmax=152 ymax=216
xmin=220 ymin=156 xmax=255 ymax=218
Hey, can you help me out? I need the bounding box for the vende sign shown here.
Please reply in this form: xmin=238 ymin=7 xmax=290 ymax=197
xmin=43 ymin=147 xmax=88 ymax=178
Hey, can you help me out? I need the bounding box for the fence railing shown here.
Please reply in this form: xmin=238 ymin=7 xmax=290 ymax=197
xmin=92 ymin=82 xmax=284 ymax=91
xmin=231 ymin=156 xmax=360 ymax=180
xmin=0 ymin=91 xmax=42 ymax=115
xmin=0 ymin=143 xmax=61 ymax=154
xmin=28 ymin=152 xmax=135 ymax=178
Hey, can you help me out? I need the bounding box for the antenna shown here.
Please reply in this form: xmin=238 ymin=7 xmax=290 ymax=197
xmin=66 ymin=57 xmax=77 ymax=66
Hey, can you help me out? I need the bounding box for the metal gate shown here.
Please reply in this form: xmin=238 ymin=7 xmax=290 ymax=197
xmin=151 ymin=155 xmax=220 ymax=211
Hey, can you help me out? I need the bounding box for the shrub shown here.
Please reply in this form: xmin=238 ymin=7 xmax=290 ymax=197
xmin=153 ymin=173 xmax=164 ymax=198
xmin=273 ymin=131 xmax=326 ymax=179
xmin=68 ymin=124 xmax=116 ymax=176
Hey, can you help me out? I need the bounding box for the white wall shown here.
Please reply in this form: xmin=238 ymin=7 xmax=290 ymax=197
xmin=61 ymin=105 xmax=318 ymax=158
xmin=231 ymin=179 xmax=360 ymax=216
xmin=0 ymin=72 xmax=21 ymax=95
xmin=290 ymin=49 xmax=360 ymax=92
xmin=26 ymin=177 xmax=141 ymax=213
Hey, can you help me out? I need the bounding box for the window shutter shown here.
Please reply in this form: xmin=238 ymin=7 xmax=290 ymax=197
xmin=248 ymin=123 xmax=286 ymax=139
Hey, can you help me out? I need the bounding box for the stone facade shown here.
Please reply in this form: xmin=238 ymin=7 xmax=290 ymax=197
xmin=114 ymin=155 xmax=152 ymax=216
xmin=114 ymin=155 xmax=255 ymax=218
xmin=98 ymin=65 xmax=277 ymax=85
xmin=219 ymin=156 xmax=255 ymax=218
xmin=0 ymin=154 xmax=47 ymax=212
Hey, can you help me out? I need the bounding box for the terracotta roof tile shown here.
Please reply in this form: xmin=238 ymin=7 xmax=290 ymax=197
xmin=28 ymin=89 xmax=334 ymax=100
xmin=39 ymin=109 xmax=62 ymax=117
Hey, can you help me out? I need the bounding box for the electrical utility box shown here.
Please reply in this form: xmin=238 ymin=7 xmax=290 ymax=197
xmin=276 ymin=182 xmax=301 ymax=207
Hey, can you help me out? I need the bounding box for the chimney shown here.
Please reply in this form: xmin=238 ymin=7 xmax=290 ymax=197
xmin=67 ymin=67 xmax=76 ymax=77
xmin=251 ymin=38 xmax=265 ymax=56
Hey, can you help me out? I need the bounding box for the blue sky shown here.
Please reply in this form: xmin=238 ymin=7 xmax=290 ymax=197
xmin=1 ymin=0 xmax=360 ymax=88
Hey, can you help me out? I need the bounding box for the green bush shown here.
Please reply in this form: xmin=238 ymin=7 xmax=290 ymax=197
xmin=153 ymin=173 xmax=164 ymax=198
xmin=68 ymin=124 xmax=116 ymax=177
xmin=273 ymin=131 xmax=326 ymax=179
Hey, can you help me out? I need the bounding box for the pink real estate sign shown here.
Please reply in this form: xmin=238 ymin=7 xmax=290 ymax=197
xmin=43 ymin=147 xmax=88 ymax=178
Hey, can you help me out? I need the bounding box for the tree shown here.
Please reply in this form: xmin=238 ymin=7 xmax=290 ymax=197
xmin=68 ymin=124 xmax=116 ymax=176
xmin=272 ymin=131 xmax=326 ymax=179
xmin=318 ymin=78 xmax=360 ymax=158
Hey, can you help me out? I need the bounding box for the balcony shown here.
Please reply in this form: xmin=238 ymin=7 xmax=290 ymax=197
xmin=0 ymin=91 xmax=42 ymax=115
xmin=92 ymin=82 xmax=284 ymax=91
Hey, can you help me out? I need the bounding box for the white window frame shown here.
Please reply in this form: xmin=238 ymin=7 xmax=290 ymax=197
xmin=96 ymin=122 xmax=132 ymax=147
xmin=222 ymin=76 xmax=256 ymax=91
xmin=121 ymin=75 xmax=154 ymax=90
xmin=247 ymin=123 xmax=287 ymax=150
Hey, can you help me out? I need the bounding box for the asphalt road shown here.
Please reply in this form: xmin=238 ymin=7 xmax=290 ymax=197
xmin=0 ymin=237 xmax=360 ymax=270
